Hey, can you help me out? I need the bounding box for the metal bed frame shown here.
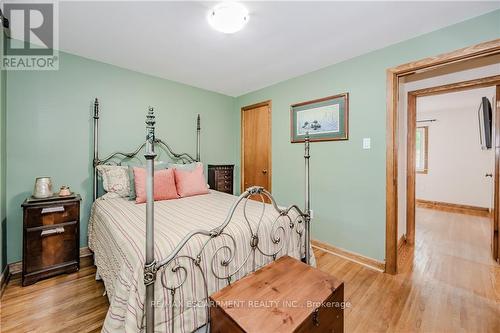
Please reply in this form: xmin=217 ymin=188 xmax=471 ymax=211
xmin=92 ymin=99 xmax=312 ymax=333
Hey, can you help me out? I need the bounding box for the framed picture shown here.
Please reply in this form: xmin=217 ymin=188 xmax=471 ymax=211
xmin=290 ymin=93 xmax=349 ymax=143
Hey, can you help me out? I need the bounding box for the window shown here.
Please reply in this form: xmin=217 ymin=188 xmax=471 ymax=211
xmin=416 ymin=126 xmax=428 ymax=173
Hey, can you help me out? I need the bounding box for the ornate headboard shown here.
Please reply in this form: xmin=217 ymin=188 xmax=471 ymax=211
xmin=91 ymin=98 xmax=201 ymax=201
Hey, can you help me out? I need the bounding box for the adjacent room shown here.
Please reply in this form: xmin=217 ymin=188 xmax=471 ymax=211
xmin=0 ymin=1 xmax=499 ymax=333
xmin=402 ymin=87 xmax=498 ymax=309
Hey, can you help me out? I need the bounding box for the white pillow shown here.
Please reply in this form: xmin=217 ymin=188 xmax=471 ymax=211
xmin=167 ymin=161 xmax=202 ymax=171
xmin=100 ymin=192 xmax=121 ymax=200
xmin=96 ymin=165 xmax=130 ymax=197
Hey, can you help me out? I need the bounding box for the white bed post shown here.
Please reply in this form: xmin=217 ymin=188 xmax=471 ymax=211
xmin=304 ymin=134 xmax=311 ymax=265
xmin=196 ymin=114 xmax=201 ymax=161
xmin=144 ymin=107 xmax=157 ymax=333
xmin=92 ymin=98 xmax=99 ymax=202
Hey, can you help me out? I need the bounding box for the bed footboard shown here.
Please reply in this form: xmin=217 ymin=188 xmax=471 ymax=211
xmin=142 ymin=108 xmax=312 ymax=333
xmin=154 ymin=187 xmax=309 ymax=332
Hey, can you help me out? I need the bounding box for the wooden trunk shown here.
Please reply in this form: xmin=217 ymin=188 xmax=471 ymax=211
xmin=210 ymin=256 xmax=344 ymax=333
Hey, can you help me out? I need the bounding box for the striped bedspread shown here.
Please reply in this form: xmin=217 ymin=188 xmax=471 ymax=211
xmin=88 ymin=190 xmax=311 ymax=333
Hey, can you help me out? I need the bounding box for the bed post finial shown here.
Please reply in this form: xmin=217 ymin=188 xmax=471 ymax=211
xmin=144 ymin=106 xmax=157 ymax=333
xmin=146 ymin=106 xmax=156 ymax=151
xmin=93 ymin=98 xmax=99 ymax=119
xmin=196 ymin=114 xmax=201 ymax=161
xmin=304 ymin=133 xmax=310 ymax=159
xmin=304 ymin=133 xmax=311 ymax=265
xmin=92 ymin=98 xmax=100 ymax=202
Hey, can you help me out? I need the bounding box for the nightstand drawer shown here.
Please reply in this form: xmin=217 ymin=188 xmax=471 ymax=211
xmin=24 ymin=222 xmax=78 ymax=274
xmin=24 ymin=202 xmax=79 ymax=228
xmin=217 ymin=180 xmax=232 ymax=188
xmin=217 ymin=184 xmax=233 ymax=193
xmin=216 ymin=172 xmax=232 ymax=180
xmin=216 ymin=169 xmax=232 ymax=176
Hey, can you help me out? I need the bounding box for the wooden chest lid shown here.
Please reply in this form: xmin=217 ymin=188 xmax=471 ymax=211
xmin=210 ymin=255 xmax=343 ymax=332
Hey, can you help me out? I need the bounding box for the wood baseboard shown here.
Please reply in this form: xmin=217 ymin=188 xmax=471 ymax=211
xmin=8 ymin=261 xmax=22 ymax=275
xmin=416 ymin=199 xmax=491 ymax=217
xmin=0 ymin=264 xmax=10 ymax=298
xmin=397 ymin=234 xmax=407 ymax=250
xmin=397 ymin=234 xmax=414 ymax=273
xmin=7 ymin=246 xmax=93 ymax=277
xmin=312 ymin=239 xmax=385 ymax=272
xmin=79 ymin=246 xmax=93 ymax=258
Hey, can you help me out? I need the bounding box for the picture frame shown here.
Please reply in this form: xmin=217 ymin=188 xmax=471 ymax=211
xmin=290 ymin=93 xmax=349 ymax=143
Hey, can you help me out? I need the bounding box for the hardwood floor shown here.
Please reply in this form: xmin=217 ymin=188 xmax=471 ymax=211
xmin=393 ymin=208 xmax=500 ymax=332
xmin=0 ymin=256 xmax=108 ymax=333
xmin=1 ymin=208 xmax=499 ymax=332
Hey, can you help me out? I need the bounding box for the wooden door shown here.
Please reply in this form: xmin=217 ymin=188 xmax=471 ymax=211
xmin=241 ymin=101 xmax=272 ymax=193
xmin=406 ymin=93 xmax=417 ymax=247
xmin=493 ymin=85 xmax=500 ymax=262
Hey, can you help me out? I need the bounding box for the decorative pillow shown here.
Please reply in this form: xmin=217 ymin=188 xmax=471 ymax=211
xmin=96 ymin=165 xmax=130 ymax=197
xmin=100 ymin=192 xmax=121 ymax=200
xmin=127 ymin=166 xmax=136 ymax=200
xmin=174 ymin=164 xmax=209 ymax=198
xmin=133 ymin=167 xmax=178 ymax=203
xmin=128 ymin=162 xmax=168 ymax=201
xmin=167 ymin=162 xmax=202 ymax=171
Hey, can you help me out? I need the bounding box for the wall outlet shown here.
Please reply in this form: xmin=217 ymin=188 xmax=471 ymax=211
xmin=309 ymin=209 xmax=314 ymax=219
xmin=363 ymin=138 xmax=371 ymax=149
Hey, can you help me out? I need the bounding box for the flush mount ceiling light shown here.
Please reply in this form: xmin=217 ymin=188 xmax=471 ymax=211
xmin=208 ymin=2 xmax=249 ymax=34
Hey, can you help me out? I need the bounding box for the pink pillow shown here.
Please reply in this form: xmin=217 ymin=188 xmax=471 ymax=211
xmin=133 ymin=167 xmax=178 ymax=203
xmin=174 ymin=164 xmax=209 ymax=198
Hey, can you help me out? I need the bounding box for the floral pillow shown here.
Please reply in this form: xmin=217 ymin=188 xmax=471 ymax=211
xmin=96 ymin=165 xmax=130 ymax=197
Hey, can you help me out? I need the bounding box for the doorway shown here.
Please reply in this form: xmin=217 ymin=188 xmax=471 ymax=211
xmin=406 ymin=78 xmax=499 ymax=252
xmin=404 ymin=81 xmax=499 ymax=275
xmin=385 ymin=39 xmax=500 ymax=274
xmin=241 ymin=101 xmax=272 ymax=193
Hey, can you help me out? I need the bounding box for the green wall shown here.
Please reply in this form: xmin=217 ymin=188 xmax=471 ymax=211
xmin=236 ymin=10 xmax=500 ymax=261
xmin=4 ymin=10 xmax=499 ymax=265
xmin=1 ymin=70 xmax=5 ymax=272
xmin=5 ymin=51 xmax=237 ymax=263
xmin=1 ymin=31 xmax=6 ymax=271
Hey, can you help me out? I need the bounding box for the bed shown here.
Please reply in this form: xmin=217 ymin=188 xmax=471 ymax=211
xmin=89 ymin=99 xmax=313 ymax=333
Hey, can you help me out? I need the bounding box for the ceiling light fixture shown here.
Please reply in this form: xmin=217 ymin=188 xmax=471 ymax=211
xmin=208 ymin=2 xmax=249 ymax=34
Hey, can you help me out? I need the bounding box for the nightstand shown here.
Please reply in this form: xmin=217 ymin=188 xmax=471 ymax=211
xmin=208 ymin=164 xmax=234 ymax=194
xmin=22 ymin=194 xmax=81 ymax=286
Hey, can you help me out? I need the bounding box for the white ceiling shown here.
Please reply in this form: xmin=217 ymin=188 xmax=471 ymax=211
xmin=57 ymin=1 xmax=500 ymax=96
xmin=417 ymin=86 xmax=496 ymax=114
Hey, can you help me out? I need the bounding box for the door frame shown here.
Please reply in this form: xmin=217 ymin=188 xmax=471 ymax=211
xmin=386 ymin=38 xmax=500 ymax=274
xmin=406 ymin=75 xmax=500 ymax=249
xmin=240 ymin=100 xmax=272 ymax=193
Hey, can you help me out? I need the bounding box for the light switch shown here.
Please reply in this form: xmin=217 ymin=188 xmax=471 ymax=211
xmin=363 ymin=138 xmax=371 ymax=149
